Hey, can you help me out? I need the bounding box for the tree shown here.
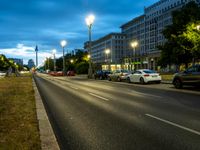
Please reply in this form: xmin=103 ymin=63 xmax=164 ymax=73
xmin=75 ymin=62 xmax=89 ymax=74
xmin=43 ymin=50 xmax=90 ymax=74
xmin=158 ymin=1 xmax=200 ymax=68
xmin=180 ymin=23 xmax=200 ymax=63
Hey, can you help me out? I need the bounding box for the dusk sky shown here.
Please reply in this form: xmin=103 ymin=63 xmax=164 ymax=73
xmin=0 ymin=0 xmax=158 ymax=65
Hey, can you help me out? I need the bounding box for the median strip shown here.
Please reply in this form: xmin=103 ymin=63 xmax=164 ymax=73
xmin=145 ymin=114 xmax=200 ymax=136
xmin=89 ymin=93 xmax=109 ymax=101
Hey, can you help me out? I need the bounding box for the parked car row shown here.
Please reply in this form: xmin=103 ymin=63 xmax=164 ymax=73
xmin=94 ymin=65 xmax=200 ymax=88
xmin=48 ymin=71 xmax=75 ymax=76
xmin=94 ymin=70 xmax=111 ymax=80
xmin=94 ymin=69 xmax=161 ymax=84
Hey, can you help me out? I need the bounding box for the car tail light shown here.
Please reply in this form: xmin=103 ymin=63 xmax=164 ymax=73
xmin=144 ymin=74 xmax=149 ymax=77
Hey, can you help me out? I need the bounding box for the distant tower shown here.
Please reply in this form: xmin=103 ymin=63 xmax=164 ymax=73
xmin=35 ymin=45 xmax=38 ymax=67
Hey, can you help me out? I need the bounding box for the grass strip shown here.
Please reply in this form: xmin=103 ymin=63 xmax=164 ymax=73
xmin=0 ymin=75 xmax=41 ymax=149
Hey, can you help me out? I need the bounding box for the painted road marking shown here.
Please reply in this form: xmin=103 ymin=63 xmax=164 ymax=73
xmin=89 ymin=93 xmax=109 ymax=101
xmin=70 ymin=86 xmax=79 ymax=90
xmin=146 ymin=114 xmax=200 ymax=136
xmin=131 ymin=91 xmax=162 ymax=99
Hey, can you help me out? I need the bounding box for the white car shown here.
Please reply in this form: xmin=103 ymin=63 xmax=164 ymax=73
xmin=127 ymin=69 xmax=161 ymax=84
xmin=0 ymin=71 xmax=6 ymax=77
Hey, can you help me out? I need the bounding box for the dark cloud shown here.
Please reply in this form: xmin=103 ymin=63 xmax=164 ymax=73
xmin=0 ymin=0 xmax=158 ymax=60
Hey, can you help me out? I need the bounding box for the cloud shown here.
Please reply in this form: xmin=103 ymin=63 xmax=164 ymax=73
xmin=0 ymin=43 xmax=62 ymax=65
xmin=0 ymin=0 xmax=159 ymax=64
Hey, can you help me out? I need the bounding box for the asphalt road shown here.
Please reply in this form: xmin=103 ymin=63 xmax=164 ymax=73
xmin=34 ymin=74 xmax=200 ymax=150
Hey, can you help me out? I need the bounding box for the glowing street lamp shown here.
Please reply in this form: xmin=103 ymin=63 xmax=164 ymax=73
xmin=87 ymin=54 xmax=91 ymax=59
xmin=70 ymin=59 xmax=74 ymax=63
xmin=52 ymin=49 xmax=56 ymax=72
xmin=105 ymin=48 xmax=110 ymax=55
xmin=197 ymin=25 xmax=200 ymax=30
xmin=60 ymin=40 xmax=67 ymax=75
xmin=131 ymin=41 xmax=138 ymax=70
xmin=105 ymin=48 xmax=110 ymax=62
xmin=105 ymin=48 xmax=110 ymax=70
xmin=85 ymin=14 xmax=95 ymax=78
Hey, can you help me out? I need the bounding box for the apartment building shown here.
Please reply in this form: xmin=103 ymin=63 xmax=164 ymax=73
xmin=121 ymin=15 xmax=147 ymax=70
xmin=88 ymin=33 xmax=126 ymax=70
xmin=144 ymin=0 xmax=200 ymax=70
xmin=84 ymin=0 xmax=200 ymax=71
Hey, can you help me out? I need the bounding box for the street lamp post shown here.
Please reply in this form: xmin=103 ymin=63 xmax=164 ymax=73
xmin=52 ymin=49 xmax=56 ymax=72
xmin=35 ymin=45 xmax=39 ymax=67
xmin=86 ymin=14 xmax=95 ymax=78
xmin=131 ymin=41 xmax=138 ymax=71
xmin=105 ymin=48 xmax=110 ymax=70
xmin=60 ymin=40 xmax=67 ymax=76
xmin=45 ymin=57 xmax=48 ymax=71
xmin=48 ymin=57 xmax=50 ymax=70
xmin=70 ymin=59 xmax=74 ymax=63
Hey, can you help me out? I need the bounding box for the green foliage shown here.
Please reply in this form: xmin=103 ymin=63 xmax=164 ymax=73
xmin=158 ymin=1 xmax=200 ymax=68
xmin=0 ymin=54 xmax=17 ymax=71
xmin=181 ymin=23 xmax=200 ymax=61
xmin=75 ymin=62 xmax=89 ymax=74
xmin=44 ymin=50 xmax=89 ymax=73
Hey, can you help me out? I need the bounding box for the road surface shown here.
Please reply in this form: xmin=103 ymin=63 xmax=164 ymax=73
xmin=34 ymin=74 xmax=200 ymax=150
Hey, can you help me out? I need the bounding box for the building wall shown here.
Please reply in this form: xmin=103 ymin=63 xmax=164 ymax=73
xmin=121 ymin=0 xmax=200 ymax=70
xmin=91 ymin=33 xmax=126 ymax=65
xmin=144 ymin=0 xmax=200 ymax=69
xmin=121 ymin=15 xmax=147 ymax=70
xmin=84 ymin=0 xmax=200 ymax=71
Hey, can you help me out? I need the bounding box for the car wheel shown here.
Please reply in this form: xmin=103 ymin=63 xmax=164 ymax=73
xmin=126 ymin=77 xmax=131 ymax=83
xmin=140 ymin=77 xmax=145 ymax=84
xmin=117 ymin=77 xmax=121 ymax=82
xmin=156 ymin=81 xmax=161 ymax=84
xmin=108 ymin=77 xmax=111 ymax=81
xmin=174 ymin=79 xmax=183 ymax=89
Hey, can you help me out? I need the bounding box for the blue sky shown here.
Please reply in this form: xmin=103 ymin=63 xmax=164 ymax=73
xmin=0 ymin=0 xmax=158 ymax=65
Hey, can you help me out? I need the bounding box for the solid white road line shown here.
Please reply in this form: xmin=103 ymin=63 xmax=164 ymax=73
xmin=131 ymin=91 xmax=162 ymax=99
xmin=70 ymin=86 xmax=79 ymax=90
xmin=89 ymin=93 xmax=109 ymax=101
xmin=145 ymin=114 xmax=200 ymax=136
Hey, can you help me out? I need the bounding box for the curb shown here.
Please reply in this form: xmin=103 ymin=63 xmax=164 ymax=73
xmin=161 ymin=80 xmax=172 ymax=84
xmin=32 ymin=79 xmax=60 ymax=150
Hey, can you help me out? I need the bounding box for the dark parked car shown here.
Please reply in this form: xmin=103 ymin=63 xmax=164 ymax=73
xmin=67 ymin=70 xmax=75 ymax=76
xmin=94 ymin=70 xmax=111 ymax=80
xmin=172 ymin=64 xmax=200 ymax=89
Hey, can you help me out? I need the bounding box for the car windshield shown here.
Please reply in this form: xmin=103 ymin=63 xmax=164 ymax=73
xmin=143 ymin=70 xmax=156 ymax=74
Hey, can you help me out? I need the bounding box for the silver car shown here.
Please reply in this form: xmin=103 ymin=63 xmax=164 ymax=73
xmin=108 ymin=70 xmax=131 ymax=82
